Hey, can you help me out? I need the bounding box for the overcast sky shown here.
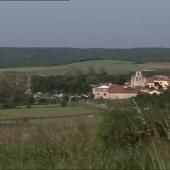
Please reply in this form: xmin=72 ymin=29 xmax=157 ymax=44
xmin=0 ymin=0 xmax=170 ymax=48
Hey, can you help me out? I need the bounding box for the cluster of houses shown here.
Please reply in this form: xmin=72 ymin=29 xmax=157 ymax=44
xmin=92 ymin=71 xmax=170 ymax=100
xmin=30 ymin=71 xmax=170 ymax=101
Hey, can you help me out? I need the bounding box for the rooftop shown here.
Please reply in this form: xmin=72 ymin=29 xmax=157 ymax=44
xmin=146 ymin=75 xmax=170 ymax=83
xmin=109 ymin=84 xmax=139 ymax=94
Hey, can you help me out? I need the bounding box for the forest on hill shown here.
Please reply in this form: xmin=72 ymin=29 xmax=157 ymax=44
xmin=1 ymin=47 xmax=170 ymax=68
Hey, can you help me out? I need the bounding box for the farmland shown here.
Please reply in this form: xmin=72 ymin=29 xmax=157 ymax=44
xmin=0 ymin=60 xmax=170 ymax=76
xmin=0 ymin=104 xmax=103 ymax=124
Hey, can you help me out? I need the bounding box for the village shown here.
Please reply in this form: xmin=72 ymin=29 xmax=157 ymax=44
xmin=32 ymin=71 xmax=170 ymax=103
xmin=91 ymin=71 xmax=170 ymax=100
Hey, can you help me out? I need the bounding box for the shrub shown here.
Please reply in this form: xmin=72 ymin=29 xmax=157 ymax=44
xmin=1 ymin=101 xmax=16 ymax=109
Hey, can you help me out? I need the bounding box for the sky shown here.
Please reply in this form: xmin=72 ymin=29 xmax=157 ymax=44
xmin=0 ymin=0 xmax=170 ymax=48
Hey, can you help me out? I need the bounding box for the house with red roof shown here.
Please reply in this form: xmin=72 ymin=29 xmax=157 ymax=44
xmin=92 ymin=83 xmax=139 ymax=99
xmin=146 ymin=75 xmax=170 ymax=90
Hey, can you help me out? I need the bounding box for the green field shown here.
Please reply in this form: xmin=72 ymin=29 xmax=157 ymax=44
xmin=0 ymin=60 xmax=170 ymax=76
xmin=139 ymin=62 xmax=170 ymax=70
xmin=0 ymin=104 xmax=103 ymax=124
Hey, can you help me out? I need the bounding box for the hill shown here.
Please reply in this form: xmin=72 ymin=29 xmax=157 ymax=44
xmin=1 ymin=47 xmax=170 ymax=68
xmin=0 ymin=60 xmax=170 ymax=76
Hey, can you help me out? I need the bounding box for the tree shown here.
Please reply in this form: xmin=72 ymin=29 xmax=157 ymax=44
xmin=0 ymin=72 xmax=28 ymax=103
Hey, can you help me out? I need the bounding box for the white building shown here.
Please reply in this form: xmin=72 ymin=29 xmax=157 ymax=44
xmin=92 ymin=84 xmax=111 ymax=99
xmin=92 ymin=84 xmax=139 ymax=99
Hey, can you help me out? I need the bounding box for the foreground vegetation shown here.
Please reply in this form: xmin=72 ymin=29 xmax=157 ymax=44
xmin=0 ymin=91 xmax=170 ymax=169
xmin=0 ymin=68 xmax=170 ymax=169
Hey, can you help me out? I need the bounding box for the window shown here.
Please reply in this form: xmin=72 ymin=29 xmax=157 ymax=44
xmin=97 ymin=93 xmax=100 ymax=95
xmin=104 ymin=93 xmax=106 ymax=96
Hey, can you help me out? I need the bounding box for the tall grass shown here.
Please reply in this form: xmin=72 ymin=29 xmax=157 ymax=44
xmin=0 ymin=102 xmax=170 ymax=169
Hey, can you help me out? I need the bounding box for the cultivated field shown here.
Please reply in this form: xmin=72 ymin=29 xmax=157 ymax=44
xmin=139 ymin=62 xmax=170 ymax=71
xmin=0 ymin=60 xmax=170 ymax=76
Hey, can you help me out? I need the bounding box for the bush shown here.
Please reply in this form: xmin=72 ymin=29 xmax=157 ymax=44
xmin=26 ymin=104 xmax=31 ymax=108
xmin=37 ymin=98 xmax=49 ymax=104
xmin=1 ymin=101 xmax=16 ymax=109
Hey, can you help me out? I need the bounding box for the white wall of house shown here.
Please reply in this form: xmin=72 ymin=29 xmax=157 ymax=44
xmin=155 ymin=80 xmax=169 ymax=89
xmin=93 ymin=87 xmax=110 ymax=99
xmin=146 ymin=80 xmax=169 ymax=89
xmin=109 ymin=93 xmax=138 ymax=99
xmin=147 ymin=83 xmax=155 ymax=88
xmin=93 ymin=86 xmax=138 ymax=99
xmin=94 ymin=92 xmax=110 ymax=99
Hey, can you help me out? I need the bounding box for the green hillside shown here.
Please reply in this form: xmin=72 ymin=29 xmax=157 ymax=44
xmin=1 ymin=47 xmax=170 ymax=68
xmin=0 ymin=60 xmax=169 ymax=76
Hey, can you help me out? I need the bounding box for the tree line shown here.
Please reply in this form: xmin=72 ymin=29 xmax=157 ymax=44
xmin=1 ymin=47 xmax=170 ymax=67
xmin=31 ymin=73 xmax=131 ymax=94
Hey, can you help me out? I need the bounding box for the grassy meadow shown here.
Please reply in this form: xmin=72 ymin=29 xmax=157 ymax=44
xmin=0 ymin=60 xmax=170 ymax=76
xmin=0 ymin=104 xmax=103 ymax=124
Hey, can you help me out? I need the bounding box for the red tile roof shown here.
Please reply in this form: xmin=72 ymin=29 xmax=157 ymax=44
xmin=146 ymin=75 xmax=170 ymax=83
xmin=109 ymin=84 xmax=139 ymax=94
xmin=146 ymin=77 xmax=155 ymax=83
xmin=152 ymin=75 xmax=170 ymax=81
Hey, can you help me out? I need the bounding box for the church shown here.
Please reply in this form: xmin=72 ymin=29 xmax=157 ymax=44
xmin=124 ymin=71 xmax=146 ymax=88
xmin=130 ymin=71 xmax=146 ymax=88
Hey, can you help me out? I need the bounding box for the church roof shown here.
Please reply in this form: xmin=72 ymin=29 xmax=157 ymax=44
xmin=109 ymin=84 xmax=139 ymax=94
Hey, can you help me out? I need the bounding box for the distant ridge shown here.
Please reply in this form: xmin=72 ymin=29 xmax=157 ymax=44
xmin=0 ymin=47 xmax=170 ymax=68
